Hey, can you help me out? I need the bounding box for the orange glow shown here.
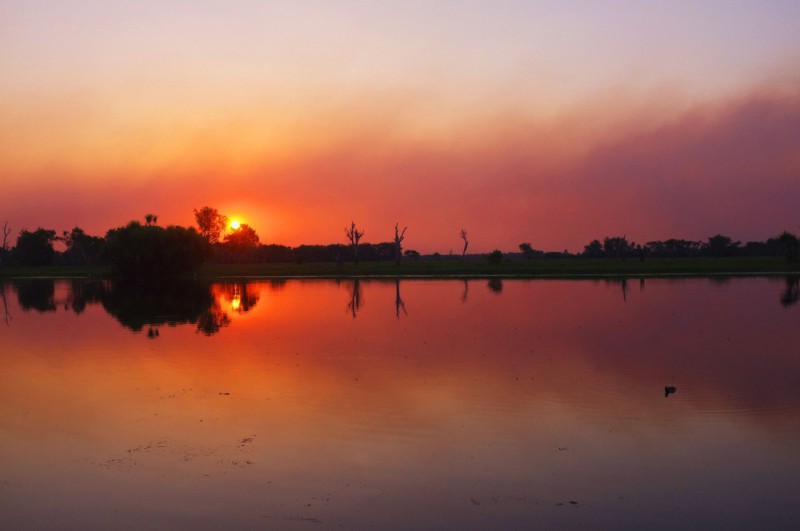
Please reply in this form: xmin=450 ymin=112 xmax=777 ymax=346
xmin=229 ymin=220 xmax=241 ymax=230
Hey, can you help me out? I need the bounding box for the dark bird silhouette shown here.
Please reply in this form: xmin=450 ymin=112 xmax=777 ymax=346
xmin=664 ymin=386 xmax=677 ymax=397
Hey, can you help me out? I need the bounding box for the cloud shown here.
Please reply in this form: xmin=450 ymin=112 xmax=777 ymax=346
xmin=2 ymin=83 xmax=799 ymax=251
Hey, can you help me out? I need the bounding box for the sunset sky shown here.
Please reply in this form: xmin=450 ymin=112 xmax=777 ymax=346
xmin=2 ymin=1 xmax=799 ymax=252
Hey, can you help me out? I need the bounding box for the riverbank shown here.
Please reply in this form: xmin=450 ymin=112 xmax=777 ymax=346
xmin=1 ymin=257 xmax=798 ymax=280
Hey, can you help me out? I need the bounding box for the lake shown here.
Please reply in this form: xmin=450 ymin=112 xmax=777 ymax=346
xmin=1 ymin=277 xmax=799 ymax=530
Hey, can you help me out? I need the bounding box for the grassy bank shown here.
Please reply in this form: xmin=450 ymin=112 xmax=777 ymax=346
xmin=197 ymin=257 xmax=799 ymax=279
xmin=4 ymin=257 xmax=796 ymax=279
xmin=0 ymin=265 xmax=112 ymax=279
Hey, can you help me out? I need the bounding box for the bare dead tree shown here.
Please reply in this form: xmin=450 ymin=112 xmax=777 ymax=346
xmin=394 ymin=223 xmax=407 ymax=265
xmin=0 ymin=221 xmax=9 ymax=268
xmin=459 ymin=228 xmax=469 ymax=258
xmin=395 ymin=279 xmax=407 ymax=319
xmin=344 ymin=221 xmax=365 ymax=264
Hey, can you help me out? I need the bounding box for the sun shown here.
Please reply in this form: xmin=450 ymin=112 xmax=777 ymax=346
xmin=230 ymin=220 xmax=241 ymax=230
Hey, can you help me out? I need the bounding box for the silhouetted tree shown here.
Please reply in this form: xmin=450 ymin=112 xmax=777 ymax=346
xmin=583 ymin=239 xmax=603 ymax=258
xmin=519 ymin=242 xmax=535 ymax=259
xmin=777 ymin=231 xmax=799 ymax=262
xmin=459 ymin=228 xmax=469 ymax=257
xmin=60 ymin=227 xmax=104 ymax=265
xmin=404 ymin=249 xmax=420 ymax=260
xmin=12 ymin=228 xmax=57 ymax=266
xmin=394 ymin=223 xmax=407 ymax=265
xmin=144 ymin=214 xmax=158 ymax=226
xmin=646 ymin=239 xmax=702 ymax=257
xmin=344 ymin=222 xmax=364 ymax=264
xmin=194 ymin=206 xmax=228 ymax=243
xmin=373 ymin=242 xmax=395 ymax=262
xmin=0 ymin=221 xmax=10 ymax=268
xmin=253 ymin=244 xmax=294 ymax=263
xmin=224 ymin=224 xmax=259 ymax=247
xmin=603 ymin=235 xmax=634 ymax=259
xmin=704 ymin=234 xmax=740 ymax=257
xmin=487 ymin=249 xmax=503 ymax=264
xmin=104 ymin=221 xmax=211 ymax=278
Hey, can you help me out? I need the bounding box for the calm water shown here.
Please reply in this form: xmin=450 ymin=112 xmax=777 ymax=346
xmin=1 ymin=277 xmax=799 ymax=530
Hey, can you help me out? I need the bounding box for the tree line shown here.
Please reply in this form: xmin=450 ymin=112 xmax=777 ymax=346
xmin=0 ymin=206 xmax=797 ymax=278
xmin=576 ymin=233 xmax=799 ymax=261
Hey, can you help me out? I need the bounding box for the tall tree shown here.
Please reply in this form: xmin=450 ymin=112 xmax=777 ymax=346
xmin=60 ymin=227 xmax=104 ymax=265
xmin=777 ymin=231 xmax=799 ymax=262
xmin=104 ymin=222 xmax=211 ymax=278
xmin=12 ymin=228 xmax=57 ymax=266
xmin=603 ymin=235 xmax=634 ymax=259
xmin=194 ymin=206 xmax=229 ymax=243
xmin=705 ymin=234 xmax=740 ymax=257
xmin=459 ymin=228 xmax=469 ymax=257
xmin=144 ymin=214 xmax=158 ymax=226
xmin=583 ymin=239 xmax=603 ymax=257
xmin=394 ymin=223 xmax=407 ymax=265
xmin=224 ymin=224 xmax=260 ymax=248
xmin=519 ymin=242 xmax=535 ymax=259
xmin=344 ymin=222 xmax=364 ymax=264
xmin=223 ymin=224 xmax=260 ymax=263
xmin=0 ymin=221 xmax=10 ymax=268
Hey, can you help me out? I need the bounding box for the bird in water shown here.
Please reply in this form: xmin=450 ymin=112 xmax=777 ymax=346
xmin=664 ymin=386 xmax=677 ymax=397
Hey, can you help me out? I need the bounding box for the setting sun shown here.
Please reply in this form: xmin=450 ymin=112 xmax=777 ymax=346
xmin=230 ymin=220 xmax=241 ymax=230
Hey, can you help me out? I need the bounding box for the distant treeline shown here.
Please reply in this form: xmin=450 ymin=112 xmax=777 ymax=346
xmin=0 ymin=209 xmax=797 ymax=277
xmin=578 ymin=234 xmax=798 ymax=260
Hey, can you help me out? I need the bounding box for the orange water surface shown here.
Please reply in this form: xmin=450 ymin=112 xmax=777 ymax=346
xmin=1 ymin=277 xmax=798 ymax=530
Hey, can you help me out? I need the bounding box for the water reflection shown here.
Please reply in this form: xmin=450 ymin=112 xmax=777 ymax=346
xmin=1 ymin=283 xmax=11 ymax=326
xmin=346 ymin=278 xmax=363 ymax=318
xmin=487 ymin=278 xmax=503 ymax=293
xmin=15 ymin=279 xmax=57 ymax=312
xmin=781 ymin=276 xmax=799 ymax=307
xmin=100 ymin=280 xmax=214 ymax=333
xmin=395 ymin=278 xmax=407 ymax=319
xmin=4 ymin=276 xmax=799 ymax=331
xmin=1 ymin=277 xmax=799 ymax=529
xmin=3 ymin=279 xmax=263 ymax=337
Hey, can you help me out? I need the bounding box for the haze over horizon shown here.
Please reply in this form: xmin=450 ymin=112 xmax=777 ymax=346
xmin=2 ymin=1 xmax=799 ymax=253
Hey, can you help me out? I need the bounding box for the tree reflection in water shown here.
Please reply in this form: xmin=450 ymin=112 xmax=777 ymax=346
xmin=3 ymin=276 xmax=796 ymax=337
xmin=14 ymin=279 xmax=57 ymax=312
xmin=5 ymin=279 xmax=260 ymax=337
xmin=346 ymin=279 xmax=363 ymax=318
xmin=781 ymin=276 xmax=799 ymax=307
xmin=1 ymin=283 xmax=10 ymax=326
xmin=395 ymin=279 xmax=407 ymax=319
xmin=487 ymin=278 xmax=503 ymax=294
xmin=197 ymin=282 xmax=261 ymax=335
